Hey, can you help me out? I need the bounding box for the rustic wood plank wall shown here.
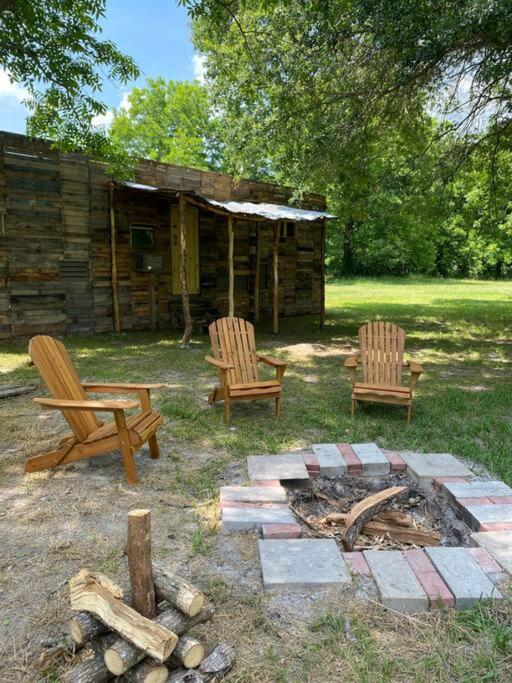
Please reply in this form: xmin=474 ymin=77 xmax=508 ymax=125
xmin=0 ymin=132 xmax=324 ymax=339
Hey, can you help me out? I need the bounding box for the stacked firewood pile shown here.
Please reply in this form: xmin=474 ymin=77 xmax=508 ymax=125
xmin=58 ymin=509 xmax=234 ymax=682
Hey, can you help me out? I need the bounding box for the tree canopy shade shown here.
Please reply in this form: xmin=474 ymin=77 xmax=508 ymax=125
xmin=109 ymin=78 xmax=222 ymax=171
xmin=0 ymin=0 xmax=138 ymax=166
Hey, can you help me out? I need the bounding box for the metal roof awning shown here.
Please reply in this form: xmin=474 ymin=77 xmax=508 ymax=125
xmin=197 ymin=196 xmax=336 ymax=222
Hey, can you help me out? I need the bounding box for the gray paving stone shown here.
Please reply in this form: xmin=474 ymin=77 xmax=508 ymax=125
xmin=425 ymin=547 xmax=502 ymax=609
xmin=463 ymin=504 xmax=512 ymax=530
xmin=220 ymin=486 xmax=287 ymax=503
xmin=363 ymin=550 xmax=428 ymax=613
xmin=443 ymin=479 xmax=512 ymax=500
xmin=247 ymin=454 xmax=310 ymax=481
xmin=258 ymin=539 xmax=351 ymax=588
xmin=311 ymin=444 xmax=347 ymax=476
xmin=222 ymin=507 xmax=296 ymax=531
xmin=351 ymin=443 xmax=390 ymax=476
xmin=400 ymin=452 xmax=472 ymax=485
xmin=470 ymin=531 xmax=512 ymax=573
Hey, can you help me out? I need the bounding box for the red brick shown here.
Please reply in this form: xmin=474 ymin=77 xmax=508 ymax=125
xmin=302 ymin=452 xmax=320 ymax=472
xmin=384 ymin=451 xmax=407 ymax=472
xmin=220 ymin=500 xmax=289 ymax=510
xmin=480 ymin=522 xmax=512 ymax=532
xmin=342 ymin=552 xmax=371 ymax=577
xmin=489 ymin=496 xmax=512 ymax=504
xmin=250 ymin=479 xmax=281 ymax=487
xmin=416 ymin=572 xmax=455 ymax=608
xmin=433 ymin=476 xmax=467 ymax=492
xmin=469 ymin=547 xmax=503 ymax=574
xmin=262 ymin=523 xmax=302 ymax=539
xmin=455 ymin=496 xmax=493 ymax=507
xmin=403 ymin=549 xmax=436 ymax=575
xmin=337 ymin=443 xmax=362 ymax=474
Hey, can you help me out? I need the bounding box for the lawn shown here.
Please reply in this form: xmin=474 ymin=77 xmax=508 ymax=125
xmin=1 ymin=277 xmax=511 ymax=681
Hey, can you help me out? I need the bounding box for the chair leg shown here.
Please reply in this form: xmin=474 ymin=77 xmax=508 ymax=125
xmin=275 ymin=396 xmax=281 ymax=418
xmin=148 ymin=434 xmax=160 ymax=460
xmin=224 ymin=397 xmax=231 ymax=424
xmin=351 ymin=399 xmax=356 ymax=417
xmin=114 ymin=409 xmax=138 ymax=484
xmin=407 ymin=404 xmax=412 ymax=424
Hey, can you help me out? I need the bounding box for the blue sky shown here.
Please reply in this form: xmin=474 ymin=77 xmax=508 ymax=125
xmin=0 ymin=0 xmax=201 ymax=134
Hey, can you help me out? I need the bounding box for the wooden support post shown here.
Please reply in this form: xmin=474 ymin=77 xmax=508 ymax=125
xmin=109 ymin=183 xmax=121 ymax=333
xmin=178 ymin=194 xmax=193 ymax=347
xmin=228 ymin=215 xmax=234 ymax=317
xmin=126 ymin=509 xmax=157 ymax=619
xmin=320 ymin=220 xmax=326 ymax=328
xmin=272 ymin=221 xmax=280 ymax=334
xmin=149 ymin=271 xmax=157 ymax=332
xmin=254 ymin=223 xmax=261 ymax=322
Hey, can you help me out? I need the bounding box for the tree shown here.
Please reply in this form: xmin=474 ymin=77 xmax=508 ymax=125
xmin=0 ymin=0 xmax=138 ymax=166
xmin=109 ymin=77 xmax=222 ymax=171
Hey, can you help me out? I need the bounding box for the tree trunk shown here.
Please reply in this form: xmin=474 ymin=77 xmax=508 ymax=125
xmin=126 ymin=509 xmax=157 ymax=619
xmin=342 ymin=217 xmax=355 ymax=275
xmin=104 ymin=605 xmax=214 ymax=675
xmin=69 ymin=569 xmax=177 ymax=663
xmin=152 ymin=568 xmax=204 ymax=617
xmin=123 ymin=659 xmax=169 ymax=683
xmin=179 ymin=194 xmax=193 ymax=347
xmin=272 ymin=222 xmax=279 ymax=334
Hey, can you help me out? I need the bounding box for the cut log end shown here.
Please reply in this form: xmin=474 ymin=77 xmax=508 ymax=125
xmin=174 ymin=634 xmax=205 ymax=669
xmin=103 ymin=648 xmax=125 ymax=677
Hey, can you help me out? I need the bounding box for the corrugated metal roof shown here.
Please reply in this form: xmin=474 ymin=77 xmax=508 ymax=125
xmin=199 ymin=196 xmax=336 ymax=221
xmin=120 ymin=181 xmax=159 ymax=191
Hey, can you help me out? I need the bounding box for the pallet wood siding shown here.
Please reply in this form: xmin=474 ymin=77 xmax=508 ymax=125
xmin=0 ymin=132 xmax=326 ymax=339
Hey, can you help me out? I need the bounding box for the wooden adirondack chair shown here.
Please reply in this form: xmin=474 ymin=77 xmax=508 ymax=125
xmin=205 ymin=317 xmax=287 ymax=423
xmin=344 ymin=322 xmax=423 ymax=423
xmin=26 ymin=335 xmax=164 ymax=484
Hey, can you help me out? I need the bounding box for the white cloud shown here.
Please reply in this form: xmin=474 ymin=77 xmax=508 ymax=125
xmin=91 ymin=90 xmax=132 ymax=129
xmin=192 ymin=54 xmax=207 ymax=84
xmin=0 ymin=69 xmax=29 ymax=103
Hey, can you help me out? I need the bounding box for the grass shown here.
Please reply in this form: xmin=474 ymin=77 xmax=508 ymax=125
xmin=1 ymin=276 xmax=512 ymax=681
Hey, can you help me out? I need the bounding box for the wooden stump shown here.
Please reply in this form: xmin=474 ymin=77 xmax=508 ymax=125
xmin=127 ymin=509 xmax=157 ymax=619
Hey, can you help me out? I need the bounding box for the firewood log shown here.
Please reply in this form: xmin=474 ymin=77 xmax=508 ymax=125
xmin=342 ymin=486 xmax=408 ymax=551
xmin=199 ymin=644 xmax=235 ymax=679
xmin=127 ymin=510 xmax=157 ymax=619
xmin=62 ymin=634 xmax=117 ymax=683
xmin=171 ymin=634 xmax=204 ymax=669
xmin=123 ymin=659 xmax=168 ymax=683
xmin=69 ymin=612 xmax=109 ymax=645
xmin=152 ymin=567 xmax=204 ymax=617
xmin=104 ymin=605 xmax=215 ymax=675
xmin=324 ymin=513 xmax=440 ymax=546
xmin=69 ymin=569 xmax=177 ymax=662
xmin=167 ymin=670 xmax=205 ymax=683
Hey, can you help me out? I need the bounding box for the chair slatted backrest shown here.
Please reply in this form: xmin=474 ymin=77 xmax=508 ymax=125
xmin=209 ymin=317 xmax=259 ymax=386
xmin=359 ymin=322 xmax=406 ymax=386
xmin=29 ymin=335 xmax=100 ymax=441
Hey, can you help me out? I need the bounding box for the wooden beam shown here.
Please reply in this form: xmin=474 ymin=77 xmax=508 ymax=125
xmin=320 ymin=220 xmax=326 ymax=328
xmin=109 ymin=183 xmax=121 ymax=333
xmin=272 ymin=222 xmax=280 ymax=334
xmin=178 ymin=194 xmax=193 ymax=347
xmin=228 ymin=215 xmax=234 ymax=317
xmin=254 ymin=223 xmax=261 ymax=322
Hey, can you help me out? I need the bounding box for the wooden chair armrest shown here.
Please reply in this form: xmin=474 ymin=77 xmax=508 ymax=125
xmin=33 ymin=397 xmax=140 ymax=412
xmin=256 ymin=355 xmax=287 ymax=368
xmin=205 ymin=355 xmax=233 ymax=370
xmin=82 ymin=382 xmax=164 ymax=393
xmin=344 ymin=356 xmax=360 ymax=368
xmin=407 ymin=361 xmax=424 ymax=375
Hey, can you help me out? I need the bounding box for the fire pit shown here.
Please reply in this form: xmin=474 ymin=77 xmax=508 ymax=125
xmin=289 ymin=472 xmax=471 ymax=552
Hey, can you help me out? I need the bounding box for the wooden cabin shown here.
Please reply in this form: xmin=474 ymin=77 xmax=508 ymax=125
xmin=0 ymin=131 xmax=333 ymax=340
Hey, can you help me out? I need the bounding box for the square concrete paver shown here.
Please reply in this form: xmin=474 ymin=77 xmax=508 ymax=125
xmin=351 ymin=443 xmax=390 ymax=476
xmin=222 ymin=507 xmax=296 ymax=531
xmin=247 ymin=454 xmax=310 ymax=481
xmin=400 ymin=452 xmax=472 ymax=485
xmin=463 ymin=504 xmax=512 ymax=531
xmin=443 ymin=480 xmax=512 ymax=501
xmin=470 ymin=531 xmax=512 ymax=573
xmin=425 ymin=547 xmax=502 ymax=609
xmin=363 ymin=550 xmax=428 ymax=613
xmin=311 ymin=444 xmax=347 ymax=476
xmin=258 ymin=539 xmax=351 ymax=588
xmin=220 ymin=486 xmax=287 ymax=503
